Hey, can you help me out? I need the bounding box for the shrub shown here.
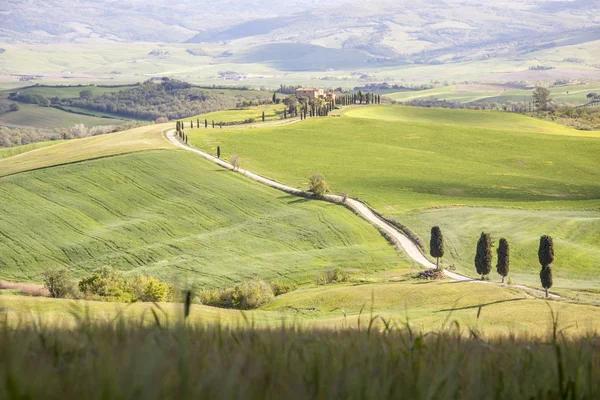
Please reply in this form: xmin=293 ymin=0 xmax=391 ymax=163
xmin=197 ymin=287 xmax=235 ymax=308
xmin=232 ymin=279 xmax=275 ymax=310
xmin=270 ymin=280 xmax=297 ymax=296
xmin=308 ymin=173 xmax=329 ymax=197
xmin=317 ymin=267 xmax=349 ymax=285
xmin=78 ymin=266 xmax=134 ymax=302
xmin=198 ymin=279 xmax=275 ymax=309
xmin=42 ymin=267 xmax=76 ymax=298
xmin=129 ymin=275 xmax=173 ymax=302
xmin=154 ymin=116 xmax=169 ymax=124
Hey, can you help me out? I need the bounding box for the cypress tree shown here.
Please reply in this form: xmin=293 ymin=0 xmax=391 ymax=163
xmin=496 ymin=238 xmax=510 ymax=283
xmin=540 ymin=266 xmax=553 ymax=298
xmin=284 ymin=109 xmax=287 ymax=119
xmin=212 ymin=120 xmax=215 ymax=128
xmin=262 ymin=111 xmax=265 ymax=122
xmin=538 ymin=235 xmax=555 ymax=297
xmin=475 ymin=232 xmax=493 ymax=279
xmin=197 ymin=119 xmax=200 ymax=128
xmin=217 ymin=146 xmax=221 ymax=159
xmin=272 ymin=92 xmax=277 ymax=103
xmin=205 ymin=119 xmax=208 ymax=128
xmin=429 ymin=226 xmax=444 ymax=271
xmin=190 ymin=121 xmax=193 ymax=129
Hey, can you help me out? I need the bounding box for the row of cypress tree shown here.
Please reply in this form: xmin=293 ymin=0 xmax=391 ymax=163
xmin=336 ymin=92 xmax=381 ymax=106
xmin=430 ymin=227 xmax=555 ymax=297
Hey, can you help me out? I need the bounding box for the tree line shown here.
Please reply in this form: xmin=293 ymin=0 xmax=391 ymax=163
xmin=7 ymin=78 xmax=274 ymax=121
xmin=430 ymin=227 xmax=555 ymax=297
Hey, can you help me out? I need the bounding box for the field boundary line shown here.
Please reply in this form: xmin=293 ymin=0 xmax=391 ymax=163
xmin=166 ymin=129 xmax=559 ymax=299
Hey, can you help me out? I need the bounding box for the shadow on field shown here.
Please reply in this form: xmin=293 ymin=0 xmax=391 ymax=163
xmin=435 ymin=298 xmax=526 ymax=313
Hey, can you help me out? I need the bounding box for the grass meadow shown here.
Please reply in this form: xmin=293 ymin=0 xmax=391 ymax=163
xmin=387 ymin=83 xmax=600 ymax=106
xmin=186 ymin=105 xmax=600 ymax=289
xmin=0 ymin=146 xmax=402 ymax=287
xmin=1 ymin=286 xmax=600 ymax=399
xmin=185 ymin=103 xmax=286 ymax=125
xmin=0 ymin=101 xmax=128 ymax=129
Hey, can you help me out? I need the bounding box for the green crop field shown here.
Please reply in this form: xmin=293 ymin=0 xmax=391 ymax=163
xmin=0 ymin=102 xmax=127 ymax=129
xmin=0 ymin=145 xmax=403 ymax=287
xmin=0 ymin=140 xmax=62 ymax=159
xmin=388 ymin=83 xmax=600 ymax=106
xmin=186 ymin=105 xmax=600 ymax=290
xmin=5 ymin=85 xmax=135 ymax=99
xmin=185 ymin=104 xmax=286 ymax=125
xmin=2 ymin=278 xmax=600 ymax=334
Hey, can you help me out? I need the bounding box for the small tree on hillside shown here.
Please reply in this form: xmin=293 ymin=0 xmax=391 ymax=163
xmin=205 ymin=119 xmax=208 ymax=128
xmin=496 ymin=238 xmax=510 ymax=283
xmin=272 ymin=92 xmax=277 ymax=103
xmin=538 ymin=235 xmax=555 ymax=297
xmin=43 ymin=267 xmax=73 ymax=298
xmin=217 ymin=146 xmax=221 ymax=159
xmin=308 ymin=173 xmax=329 ymax=197
xmin=475 ymin=232 xmax=493 ymax=279
xmin=429 ymin=226 xmax=444 ymax=271
xmin=533 ymin=87 xmax=551 ymax=111
xmin=262 ymin=111 xmax=265 ymax=122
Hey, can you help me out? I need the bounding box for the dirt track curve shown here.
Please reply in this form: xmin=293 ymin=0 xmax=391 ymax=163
xmin=166 ymin=129 xmax=558 ymax=299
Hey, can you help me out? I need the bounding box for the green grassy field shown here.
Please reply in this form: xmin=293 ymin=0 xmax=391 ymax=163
xmin=0 ymin=124 xmax=173 ymax=177
xmin=0 ymin=140 xmax=62 ymax=159
xmin=185 ymin=103 xmax=286 ymax=125
xmin=2 ymin=295 xmax=599 ymax=399
xmin=343 ymin=105 xmax=600 ymax=136
xmin=186 ymin=105 xmax=600 ymax=289
xmin=0 ymin=147 xmax=403 ymax=287
xmin=2 ymin=278 xmax=600 ymax=333
xmin=6 ymin=85 xmax=135 ymax=98
xmin=0 ymin=102 xmax=127 ymax=129
xmin=388 ymin=83 xmax=600 ymax=106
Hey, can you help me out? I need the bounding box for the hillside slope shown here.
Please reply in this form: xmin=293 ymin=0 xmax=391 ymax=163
xmin=0 ymin=141 xmax=403 ymax=287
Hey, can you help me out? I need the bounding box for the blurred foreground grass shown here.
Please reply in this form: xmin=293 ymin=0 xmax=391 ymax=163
xmin=1 ymin=298 xmax=599 ymax=399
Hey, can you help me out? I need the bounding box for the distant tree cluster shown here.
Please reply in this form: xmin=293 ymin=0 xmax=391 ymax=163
xmin=8 ymin=79 xmax=273 ymax=121
xmin=277 ymin=85 xmax=302 ymax=95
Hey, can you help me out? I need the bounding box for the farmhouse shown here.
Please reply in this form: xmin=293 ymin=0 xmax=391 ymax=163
xmin=296 ymin=88 xmax=336 ymax=101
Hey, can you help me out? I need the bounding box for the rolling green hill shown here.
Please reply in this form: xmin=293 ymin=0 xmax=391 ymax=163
xmin=0 ymin=133 xmax=403 ymax=287
xmin=388 ymin=83 xmax=600 ymax=107
xmin=186 ymin=105 xmax=600 ymax=289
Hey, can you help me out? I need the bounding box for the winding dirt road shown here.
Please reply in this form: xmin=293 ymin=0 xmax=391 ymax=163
xmin=166 ymin=129 xmax=558 ymax=299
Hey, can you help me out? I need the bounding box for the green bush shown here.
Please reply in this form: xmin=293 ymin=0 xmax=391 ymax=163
xmin=78 ymin=266 xmax=173 ymax=303
xmin=232 ymin=279 xmax=275 ymax=310
xmin=316 ymin=267 xmax=349 ymax=285
xmin=198 ymin=279 xmax=275 ymax=309
xmin=129 ymin=275 xmax=174 ymax=302
xmin=270 ymin=280 xmax=297 ymax=296
xmin=308 ymin=173 xmax=330 ymax=197
xmin=79 ymin=266 xmax=134 ymax=302
xmin=42 ymin=267 xmax=77 ymax=298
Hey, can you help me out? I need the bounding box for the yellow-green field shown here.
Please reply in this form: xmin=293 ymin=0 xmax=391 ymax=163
xmin=186 ymin=105 xmax=600 ymax=290
xmin=0 ymin=123 xmax=173 ymax=177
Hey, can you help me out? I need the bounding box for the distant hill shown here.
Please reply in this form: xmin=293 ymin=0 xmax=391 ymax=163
xmin=1 ymin=0 xmax=599 ymax=74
